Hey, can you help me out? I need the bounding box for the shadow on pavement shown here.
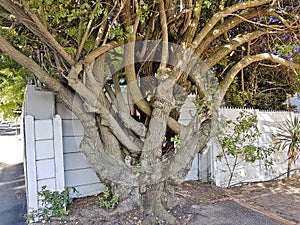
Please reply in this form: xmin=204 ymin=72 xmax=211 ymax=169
xmin=0 ymin=162 xmax=26 ymax=225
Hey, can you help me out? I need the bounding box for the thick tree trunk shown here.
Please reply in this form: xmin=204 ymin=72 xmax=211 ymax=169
xmin=75 ymin=99 xmax=214 ymax=223
xmin=142 ymin=182 xmax=177 ymax=224
xmin=111 ymin=184 xmax=141 ymax=213
xmin=76 ymin=114 xmax=203 ymax=224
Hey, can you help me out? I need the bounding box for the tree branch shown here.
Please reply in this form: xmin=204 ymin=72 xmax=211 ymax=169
xmin=140 ymin=79 xmax=175 ymax=170
xmin=111 ymin=74 xmax=147 ymax=137
xmin=219 ymin=53 xmax=300 ymax=104
xmin=196 ymin=8 xmax=269 ymax=56
xmin=191 ymin=0 xmax=272 ymax=49
xmin=0 ymin=0 xmax=75 ymax=66
xmin=179 ymin=0 xmax=193 ymax=36
xmin=158 ymin=0 xmax=168 ymax=70
xmin=0 ymin=34 xmax=64 ymax=94
xmin=93 ymin=19 xmax=108 ymax=49
xmin=205 ymin=30 xmax=267 ymax=68
xmin=84 ymin=41 xmax=123 ymax=65
xmin=181 ymin=0 xmax=202 ymax=45
xmin=166 ymin=112 xmax=214 ymax=183
xmin=75 ymin=7 xmax=97 ymax=60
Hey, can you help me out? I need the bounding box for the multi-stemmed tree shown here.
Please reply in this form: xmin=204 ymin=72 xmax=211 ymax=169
xmin=0 ymin=0 xmax=299 ymax=222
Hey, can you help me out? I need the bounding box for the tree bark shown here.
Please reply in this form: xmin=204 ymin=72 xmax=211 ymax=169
xmin=142 ymin=182 xmax=177 ymax=224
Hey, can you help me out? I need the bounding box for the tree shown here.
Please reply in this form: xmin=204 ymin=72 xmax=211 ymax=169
xmin=0 ymin=0 xmax=299 ymax=223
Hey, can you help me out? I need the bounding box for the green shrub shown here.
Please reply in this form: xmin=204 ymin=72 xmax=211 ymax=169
xmin=24 ymin=186 xmax=77 ymax=223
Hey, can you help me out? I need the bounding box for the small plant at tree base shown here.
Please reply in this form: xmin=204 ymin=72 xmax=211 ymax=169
xmin=217 ymin=111 xmax=274 ymax=187
xmin=273 ymin=116 xmax=300 ymax=178
xmin=24 ymin=186 xmax=77 ymax=223
xmin=95 ymin=187 xmax=119 ymax=209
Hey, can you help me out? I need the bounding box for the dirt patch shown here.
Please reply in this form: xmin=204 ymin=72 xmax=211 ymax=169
xmin=32 ymin=181 xmax=228 ymax=225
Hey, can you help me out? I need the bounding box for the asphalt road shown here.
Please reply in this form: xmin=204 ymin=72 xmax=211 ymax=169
xmin=0 ymin=134 xmax=26 ymax=225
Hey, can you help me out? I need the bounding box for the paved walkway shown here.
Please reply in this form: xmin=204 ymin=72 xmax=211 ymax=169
xmin=227 ymin=177 xmax=300 ymax=225
xmin=0 ymin=162 xmax=26 ymax=225
xmin=187 ymin=200 xmax=285 ymax=225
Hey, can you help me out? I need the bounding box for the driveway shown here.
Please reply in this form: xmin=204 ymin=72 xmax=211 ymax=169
xmin=0 ymin=134 xmax=26 ymax=225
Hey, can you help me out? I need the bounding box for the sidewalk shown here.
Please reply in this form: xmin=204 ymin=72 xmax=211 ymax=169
xmin=187 ymin=200 xmax=285 ymax=225
xmin=227 ymin=177 xmax=300 ymax=225
xmin=0 ymin=162 xmax=26 ymax=225
xmin=0 ymin=134 xmax=26 ymax=225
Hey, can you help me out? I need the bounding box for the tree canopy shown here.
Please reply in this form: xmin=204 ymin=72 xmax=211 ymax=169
xmin=0 ymin=0 xmax=299 ymax=222
xmin=0 ymin=54 xmax=29 ymax=120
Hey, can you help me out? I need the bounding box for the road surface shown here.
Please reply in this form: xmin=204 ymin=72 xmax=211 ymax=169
xmin=0 ymin=134 xmax=26 ymax=225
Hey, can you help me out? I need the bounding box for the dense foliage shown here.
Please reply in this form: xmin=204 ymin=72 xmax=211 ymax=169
xmin=0 ymin=55 xmax=29 ymax=120
xmin=224 ymin=63 xmax=300 ymax=110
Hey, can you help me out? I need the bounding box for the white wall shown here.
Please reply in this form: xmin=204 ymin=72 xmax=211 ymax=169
xmin=178 ymin=96 xmax=300 ymax=187
xmin=200 ymin=108 xmax=300 ymax=187
xmin=288 ymin=93 xmax=300 ymax=112
xmin=24 ymin=115 xmax=65 ymax=210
